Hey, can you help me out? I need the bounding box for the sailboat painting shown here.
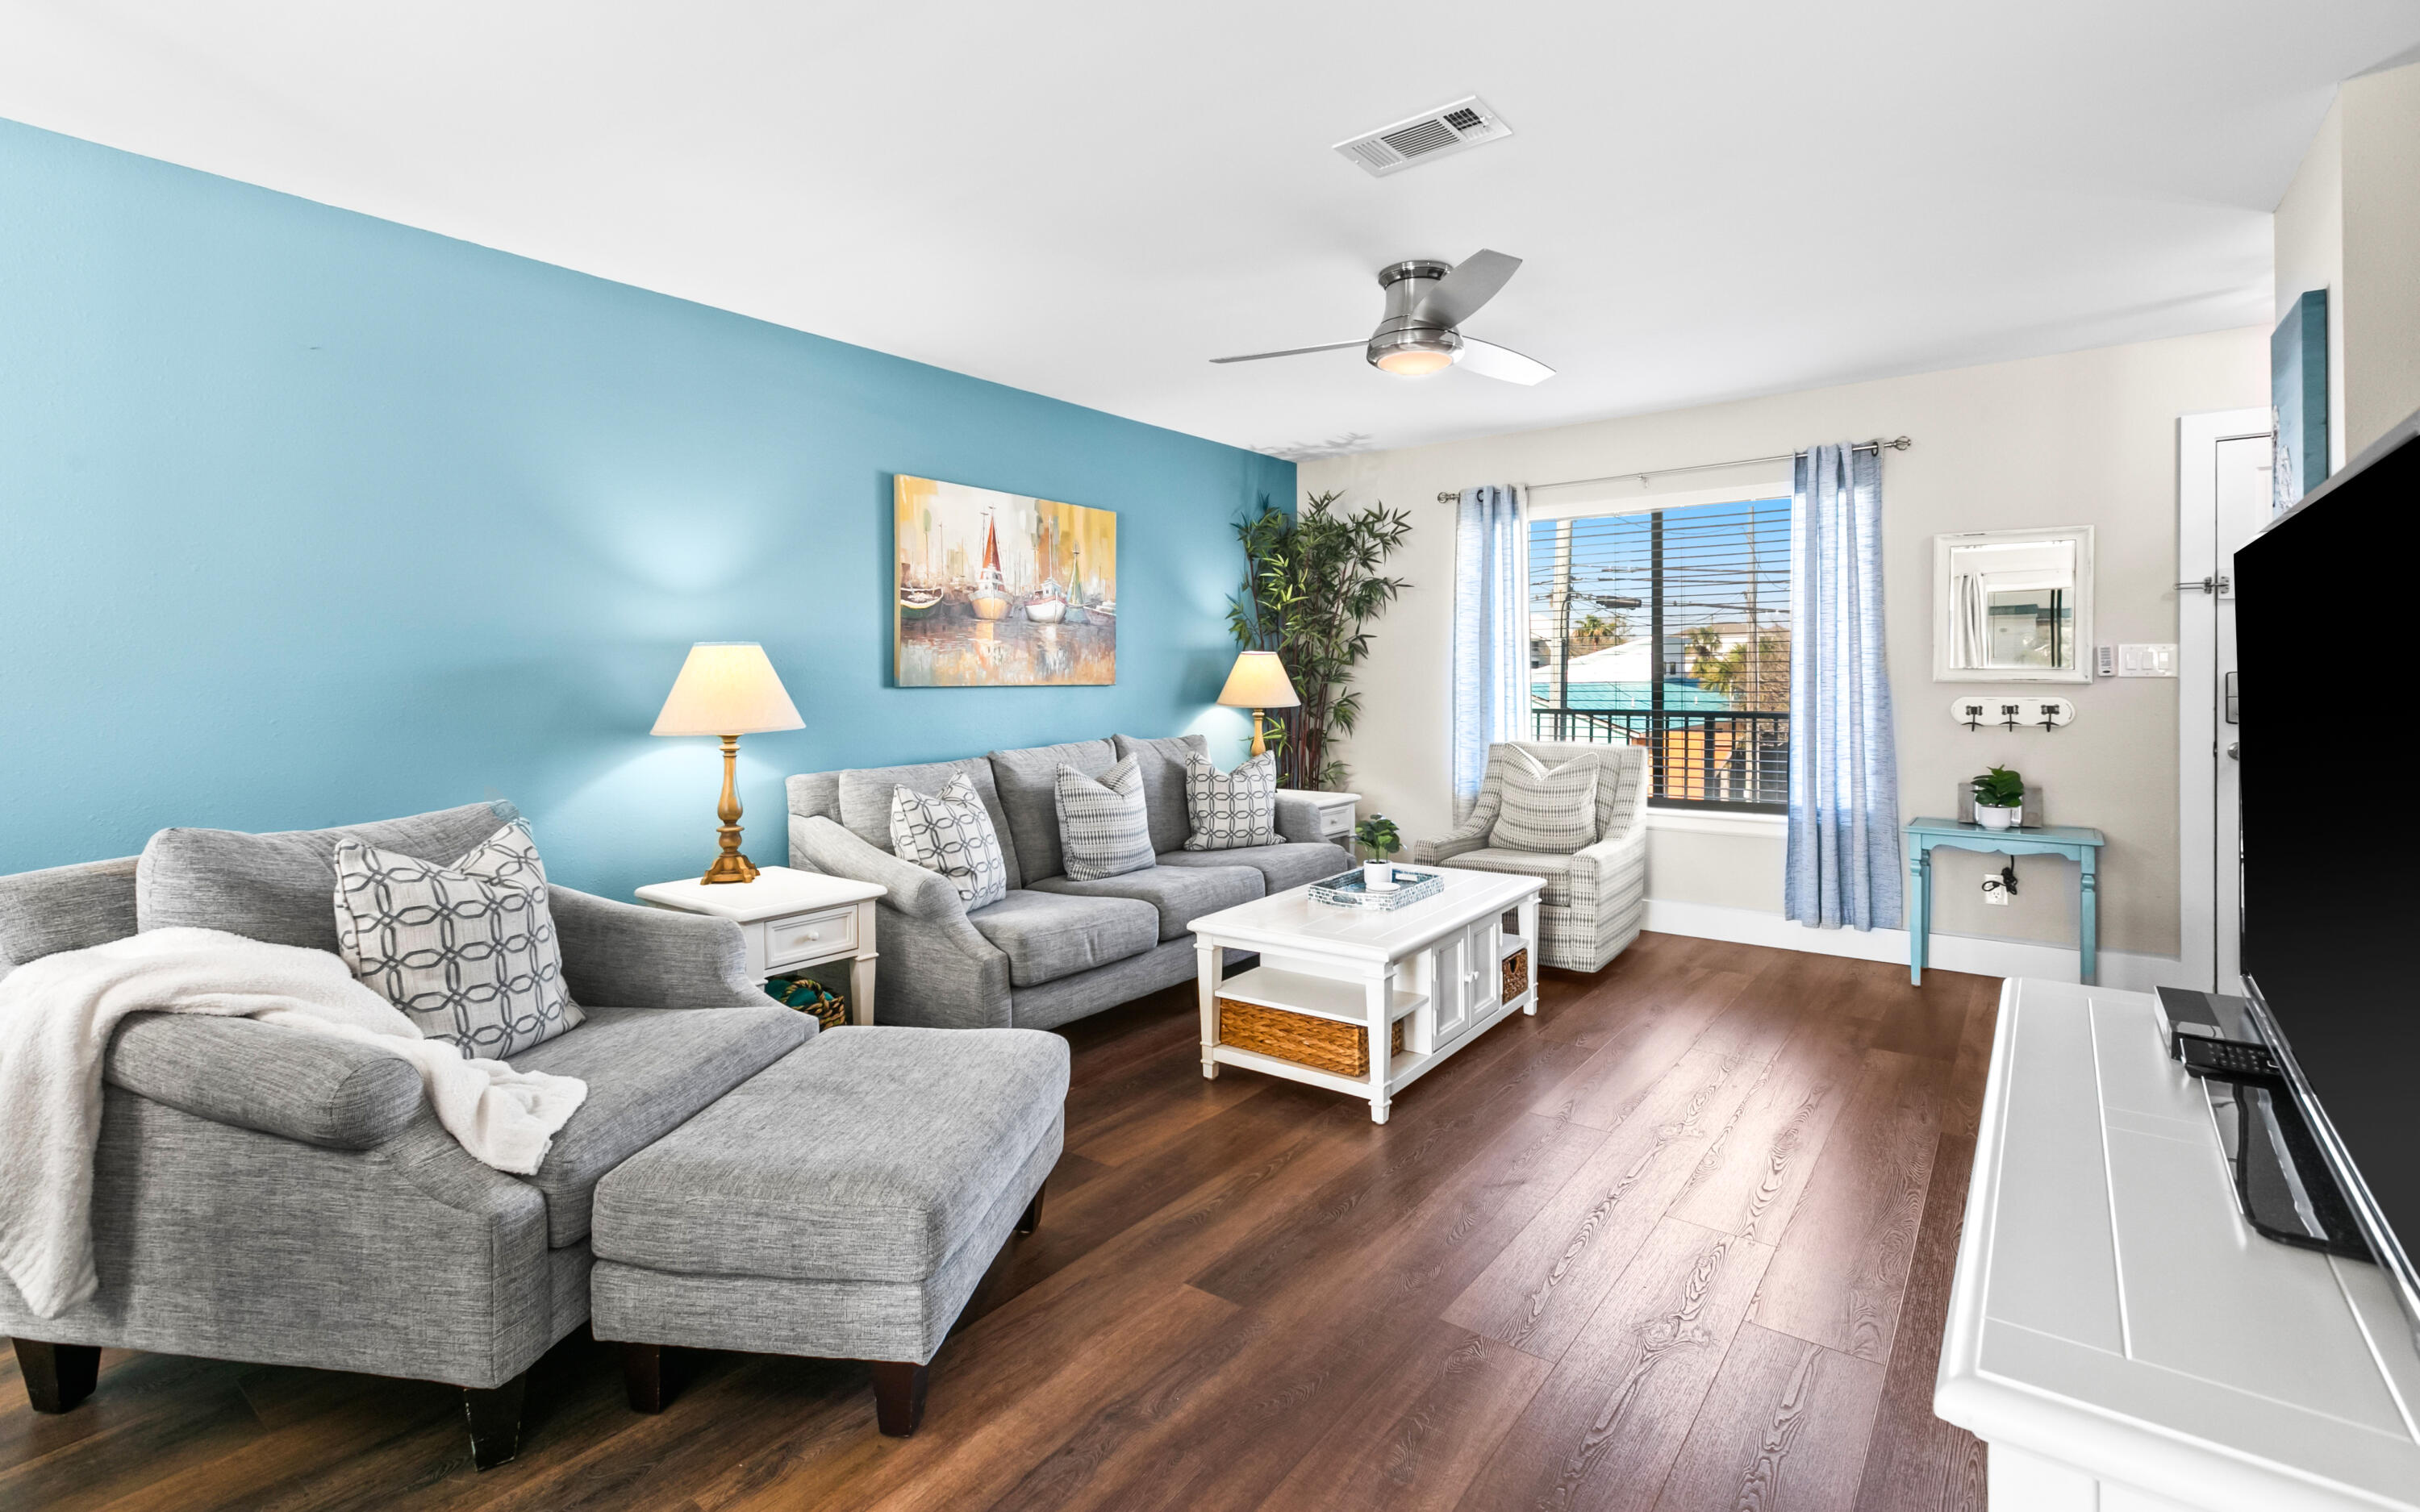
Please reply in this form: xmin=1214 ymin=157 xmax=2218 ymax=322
xmin=894 ymin=474 xmax=1117 ymax=686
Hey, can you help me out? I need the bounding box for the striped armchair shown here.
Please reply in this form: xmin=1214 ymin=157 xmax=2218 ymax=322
xmin=1412 ymin=741 xmax=1649 ymax=973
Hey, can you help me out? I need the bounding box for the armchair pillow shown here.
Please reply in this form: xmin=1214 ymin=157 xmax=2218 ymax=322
xmin=332 ymin=819 xmax=582 ymax=1058
xmin=1054 ymin=756 xmax=1154 ymax=881
xmin=1487 ymin=750 xmax=1600 ymax=853
xmin=889 ymin=774 xmax=1009 ymax=909
xmin=1182 ymin=750 xmax=1278 ymax=852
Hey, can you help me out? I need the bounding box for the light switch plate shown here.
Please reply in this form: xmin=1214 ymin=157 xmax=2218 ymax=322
xmin=2096 ymin=644 xmax=2118 ymax=677
xmin=2117 ymin=644 xmax=2177 ymax=677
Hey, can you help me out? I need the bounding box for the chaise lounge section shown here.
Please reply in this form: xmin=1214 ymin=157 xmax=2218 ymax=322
xmin=789 ymin=734 xmax=1350 ymax=1030
xmin=0 ymin=806 xmax=821 ymax=1466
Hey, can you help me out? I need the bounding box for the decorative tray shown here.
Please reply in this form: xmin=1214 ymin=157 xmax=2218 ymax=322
xmin=1309 ymin=867 xmax=1445 ymax=911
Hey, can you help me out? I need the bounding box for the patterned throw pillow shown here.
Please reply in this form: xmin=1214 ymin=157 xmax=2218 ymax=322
xmin=890 ymin=774 xmax=1009 ymax=909
xmin=1054 ymin=755 xmax=1155 ymax=881
xmin=1487 ymin=749 xmax=1601 ymax=853
xmin=1183 ymin=749 xmax=1277 ymax=852
xmin=332 ymin=819 xmax=582 ymax=1058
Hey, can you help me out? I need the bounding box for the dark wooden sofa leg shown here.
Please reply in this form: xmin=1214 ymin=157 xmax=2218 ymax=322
xmin=870 ymin=1360 xmax=928 ymax=1436
xmin=1016 ymin=1181 xmax=1045 ymax=1235
xmin=10 ymin=1339 xmax=101 ymax=1414
xmin=461 ymin=1372 xmax=528 ymax=1471
xmin=624 ymin=1342 xmax=670 ymax=1413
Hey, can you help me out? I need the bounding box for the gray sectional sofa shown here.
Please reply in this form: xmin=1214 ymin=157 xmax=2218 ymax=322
xmin=0 ymin=802 xmax=1070 ymax=1467
xmin=789 ymin=734 xmax=1353 ymax=1029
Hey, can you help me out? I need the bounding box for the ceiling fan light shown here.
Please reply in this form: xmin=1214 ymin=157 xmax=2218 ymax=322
xmin=1367 ymin=322 xmax=1463 ymax=378
xmin=1375 ymin=346 xmax=1458 ymax=377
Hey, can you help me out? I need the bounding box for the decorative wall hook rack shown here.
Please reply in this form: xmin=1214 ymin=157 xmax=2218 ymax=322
xmin=1951 ymin=696 xmax=2073 ymax=731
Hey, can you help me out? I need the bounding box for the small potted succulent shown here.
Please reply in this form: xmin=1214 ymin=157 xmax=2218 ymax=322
xmin=1971 ymin=765 xmax=2026 ymax=831
xmin=1354 ymin=814 xmax=1403 ymax=889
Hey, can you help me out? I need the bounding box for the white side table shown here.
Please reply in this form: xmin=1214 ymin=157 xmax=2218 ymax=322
xmin=1276 ymin=788 xmax=1359 ymax=844
xmin=636 ymin=866 xmax=886 ymax=1025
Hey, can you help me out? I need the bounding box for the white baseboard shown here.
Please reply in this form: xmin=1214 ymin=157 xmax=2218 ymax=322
xmin=1642 ymin=898 xmax=2190 ymax=993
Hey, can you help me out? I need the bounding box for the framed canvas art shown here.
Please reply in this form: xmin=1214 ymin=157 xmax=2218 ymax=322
xmin=894 ymin=475 xmax=1116 ymax=686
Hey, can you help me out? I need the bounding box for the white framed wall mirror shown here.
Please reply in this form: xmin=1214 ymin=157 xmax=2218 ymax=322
xmin=1932 ymin=527 xmax=2093 ymax=682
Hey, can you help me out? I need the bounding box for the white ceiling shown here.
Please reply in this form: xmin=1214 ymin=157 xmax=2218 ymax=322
xmin=6 ymin=1 xmax=2419 ymax=456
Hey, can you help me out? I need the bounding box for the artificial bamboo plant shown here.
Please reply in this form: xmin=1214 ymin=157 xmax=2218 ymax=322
xmin=1226 ymin=491 xmax=1412 ymax=790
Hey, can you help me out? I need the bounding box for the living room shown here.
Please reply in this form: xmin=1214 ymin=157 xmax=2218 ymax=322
xmin=6 ymin=7 xmax=2420 ymax=1510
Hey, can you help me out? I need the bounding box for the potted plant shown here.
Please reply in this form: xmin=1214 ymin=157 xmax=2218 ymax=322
xmin=1354 ymin=814 xmax=1403 ymax=889
xmin=1971 ymin=765 xmax=2026 ymax=831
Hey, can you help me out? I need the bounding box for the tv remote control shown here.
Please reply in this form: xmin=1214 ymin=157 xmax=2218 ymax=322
xmin=2175 ymin=1032 xmax=2284 ymax=1083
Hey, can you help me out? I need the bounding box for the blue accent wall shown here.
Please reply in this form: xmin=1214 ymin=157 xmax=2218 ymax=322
xmin=0 ymin=119 xmax=1294 ymax=901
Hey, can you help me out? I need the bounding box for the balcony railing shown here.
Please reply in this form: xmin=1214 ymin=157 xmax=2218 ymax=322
xmin=1529 ymin=706 xmax=1788 ymax=810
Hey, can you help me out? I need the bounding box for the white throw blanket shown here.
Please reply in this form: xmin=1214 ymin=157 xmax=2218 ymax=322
xmin=0 ymin=927 xmax=587 ymax=1318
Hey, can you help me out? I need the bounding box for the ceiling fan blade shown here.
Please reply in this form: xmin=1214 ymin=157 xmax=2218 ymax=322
xmin=1208 ymin=340 xmax=1365 ymax=364
xmin=1414 ymin=249 xmax=1522 ymax=327
xmin=1458 ymin=337 xmax=1554 ymax=385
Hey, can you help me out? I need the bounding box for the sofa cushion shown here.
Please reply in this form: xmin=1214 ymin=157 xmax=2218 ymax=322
xmin=967 ymin=888 xmax=1156 ymax=988
xmin=1029 ymin=861 xmax=1263 ymax=941
xmin=1054 ymin=755 xmax=1154 ymax=881
xmin=987 ymin=738 xmax=1115 ymax=882
xmin=333 ymin=819 xmax=582 ymax=1057
xmin=591 ymin=1026 xmax=1069 ymax=1284
xmin=835 ymin=757 xmax=1022 ymax=890
xmin=1433 ymin=847 xmax=1578 ymax=907
xmin=136 ymin=802 xmax=520 ymax=953
xmin=507 ymin=1004 xmax=812 ymax=1246
xmin=888 ymin=773 xmax=1010 ymax=908
xmin=1157 ymin=840 xmax=1352 ymax=895
xmin=1113 ymin=733 xmax=1208 ymax=856
xmin=1183 ymin=749 xmax=1279 ymax=851
xmin=1488 ymin=749 xmax=1600 ymax=853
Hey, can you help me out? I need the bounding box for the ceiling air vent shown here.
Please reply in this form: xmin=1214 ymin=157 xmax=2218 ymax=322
xmin=1333 ymin=95 xmax=1512 ymax=178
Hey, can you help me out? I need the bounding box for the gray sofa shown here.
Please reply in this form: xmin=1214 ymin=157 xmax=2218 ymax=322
xmin=0 ymin=804 xmax=811 ymax=1469
xmin=788 ymin=734 xmax=1352 ymax=1029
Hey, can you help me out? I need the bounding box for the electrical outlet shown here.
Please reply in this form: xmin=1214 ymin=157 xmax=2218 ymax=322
xmin=1984 ymin=879 xmax=2009 ymax=905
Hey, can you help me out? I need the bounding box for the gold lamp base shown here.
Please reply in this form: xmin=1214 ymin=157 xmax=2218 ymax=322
xmin=701 ymin=734 xmax=761 ymax=885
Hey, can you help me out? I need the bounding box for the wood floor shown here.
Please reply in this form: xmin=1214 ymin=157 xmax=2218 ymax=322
xmin=2 ymin=932 xmax=1995 ymax=1511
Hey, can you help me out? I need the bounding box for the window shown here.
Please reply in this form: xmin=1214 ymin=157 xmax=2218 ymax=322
xmin=1528 ymin=494 xmax=1792 ymax=809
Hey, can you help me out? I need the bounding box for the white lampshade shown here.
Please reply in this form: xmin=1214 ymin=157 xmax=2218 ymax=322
xmin=651 ymin=643 xmax=805 ymax=737
xmin=1216 ymin=650 xmax=1300 ymax=710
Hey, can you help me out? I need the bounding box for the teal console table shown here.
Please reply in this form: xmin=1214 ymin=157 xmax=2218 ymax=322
xmin=1905 ymin=818 xmax=2107 ymax=985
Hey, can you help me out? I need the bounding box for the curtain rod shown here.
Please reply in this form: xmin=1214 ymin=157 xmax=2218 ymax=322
xmin=1432 ymin=435 xmax=1913 ymax=502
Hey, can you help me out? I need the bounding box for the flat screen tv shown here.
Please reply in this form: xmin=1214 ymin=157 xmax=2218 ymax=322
xmin=2237 ymin=405 xmax=2420 ymax=1346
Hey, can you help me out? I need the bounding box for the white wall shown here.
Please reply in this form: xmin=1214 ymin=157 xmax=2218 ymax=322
xmin=2273 ymin=92 xmax=2346 ymax=472
xmin=2341 ymin=60 xmax=2420 ymax=456
xmin=2274 ymin=58 xmax=2420 ymax=468
xmin=1301 ymin=327 xmax=2266 ymax=961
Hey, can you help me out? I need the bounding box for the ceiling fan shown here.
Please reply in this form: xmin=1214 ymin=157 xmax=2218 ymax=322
xmin=1211 ymin=250 xmax=1553 ymax=385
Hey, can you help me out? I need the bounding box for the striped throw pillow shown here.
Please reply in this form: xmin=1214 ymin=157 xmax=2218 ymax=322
xmin=1182 ymin=749 xmax=1278 ymax=851
xmin=1054 ymin=756 xmax=1156 ymax=881
xmin=890 ymin=774 xmax=1009 ymax=909
xmin=1487 ymin=750 xmax=1600 ymax=853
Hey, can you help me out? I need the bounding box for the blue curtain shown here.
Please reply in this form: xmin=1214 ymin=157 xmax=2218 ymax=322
xmin=1785 ymin=445 xmax=1902 ymax=929
xmin=1452 ymin=485 xmax=1527 ymax=819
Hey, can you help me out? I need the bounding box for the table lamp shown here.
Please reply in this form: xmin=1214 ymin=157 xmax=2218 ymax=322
xmin=652 ymin=642 xmax=805 ymax=883
xmin=1217 ymin=650 xmax=1300 ymax=758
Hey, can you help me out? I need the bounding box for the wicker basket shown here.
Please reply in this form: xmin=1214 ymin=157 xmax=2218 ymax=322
xmin=1501 ymin=948 xmax=1529 ymax=1005
xmin=1217 ymin=997 xmax=1406 ymax=1077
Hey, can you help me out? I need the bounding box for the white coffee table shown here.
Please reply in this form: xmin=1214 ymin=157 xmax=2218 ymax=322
xmin=1187 ymin=867 xmax=1544 ymax=1123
